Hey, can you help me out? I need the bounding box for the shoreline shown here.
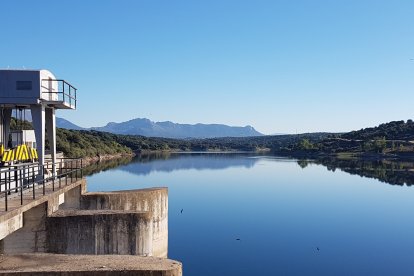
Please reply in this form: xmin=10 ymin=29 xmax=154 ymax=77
xmin=78 ymin=149 xmax=414 ymax=167
xmin=274 ymin=150 xmax=414 ymax=162
xmin=81 ymin=153 xmax=136 ymax=166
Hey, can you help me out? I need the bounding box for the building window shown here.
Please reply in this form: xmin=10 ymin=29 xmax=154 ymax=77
xmin=16 ymin=81 xmax=32 ymax=90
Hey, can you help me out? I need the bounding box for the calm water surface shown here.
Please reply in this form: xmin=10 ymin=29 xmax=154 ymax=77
xmin=86 ymin=153 xmax=414 ymax=276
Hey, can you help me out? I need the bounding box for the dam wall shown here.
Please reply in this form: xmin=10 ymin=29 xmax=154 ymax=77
xmin=47 ymin=210 xmax=153 ymax=255
xmin=0 ymin=179 xmax=169 ymax=258
xmin=80 ymin=188 xmax=168 ymax=258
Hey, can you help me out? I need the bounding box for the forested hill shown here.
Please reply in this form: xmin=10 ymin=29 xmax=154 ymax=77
xmin=283 ymin=120 xmax=414 ymax=157
xmin=56 ymin=129 xmax=332 ymax=158
xmin=56 ymin=129 xmax=132 ymax=158
xmin=15 ymin=119 xmax=414 ymax=159
xmin=341 ymin=120 xmax=414 ymax=140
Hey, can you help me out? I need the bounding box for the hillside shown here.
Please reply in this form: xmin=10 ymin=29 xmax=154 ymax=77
xmin=16 ymin=118 xmax=414 ymax=160
xmin=54 ymin=129 xmax=331 ymax=158
xmin=56 ymin=129 xmax=132 ymax=158
xmin=283 ymin=120 xmax=414 ymax=157
xmin=341 ymin=120 xmax=414 ymax=140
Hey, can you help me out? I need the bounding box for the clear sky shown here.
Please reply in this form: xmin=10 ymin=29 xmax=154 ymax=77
xmin=1 ymin=0 xmax=413 ymax=134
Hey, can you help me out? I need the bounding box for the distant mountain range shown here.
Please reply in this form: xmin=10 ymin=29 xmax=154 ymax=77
xmin=56 ymin=118 xmax=85 ymax=131
xmin=56 ymin=117 xmax=264 ymax=138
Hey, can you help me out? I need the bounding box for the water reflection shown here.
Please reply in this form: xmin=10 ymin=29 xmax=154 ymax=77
xmin=119 ymin=153 xmax=259 ymax=176
xmin=83 ymin=153 xmax=414 ymax=187
xmin=82 ymin=155 xmax=134 ymax=176
xmin=298 ymin=157 xmax=414 ymax=186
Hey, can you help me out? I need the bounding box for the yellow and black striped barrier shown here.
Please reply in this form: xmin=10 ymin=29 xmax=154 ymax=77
xmin=1 ymin=145 xmax=39 ymax=163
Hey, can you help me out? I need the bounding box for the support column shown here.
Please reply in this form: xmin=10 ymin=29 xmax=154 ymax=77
xmin=30 ymin=105 xmax=45 ymax=166
xmin=45 ymin=107 xmax=56 ymax=175
xmin=0 ymin=108 xmax=12 ymax=148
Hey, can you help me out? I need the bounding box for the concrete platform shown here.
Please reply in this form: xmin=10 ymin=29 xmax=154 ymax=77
xmin=47 ymin=210 xmax=153 ymax=255
xmin=0 ymin=253 xmax=182 ymax=275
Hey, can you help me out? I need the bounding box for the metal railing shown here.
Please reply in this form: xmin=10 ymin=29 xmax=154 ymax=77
xmin=0 ymin=158 xmax=83 ymax=211
xmin=41 ymin=79 xmax=77 ymax=109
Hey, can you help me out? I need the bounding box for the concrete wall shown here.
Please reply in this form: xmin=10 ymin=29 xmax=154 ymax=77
xmin=60 ymin=183 xmax=83 ymax=209
xmin=1 ymin=203 xmax=47 ymax=253
xmin=0 ymin=179 xmax=84 ymax=254
xmin=81 ymin=188 xmax=168 ymax=258
xmin=0 ymin=180 xmax=169 ymax=258
xmin=47 ymin=210 xmax=153 ymax=255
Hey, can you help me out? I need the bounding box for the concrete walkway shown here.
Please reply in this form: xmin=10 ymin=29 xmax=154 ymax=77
xmin=0 ymin=175 xmax=78 ymax=214
xmin=0 ymin=253 xmax=182 ymax=275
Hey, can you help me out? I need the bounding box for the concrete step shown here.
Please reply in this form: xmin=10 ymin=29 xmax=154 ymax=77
xmin=0 ymin=253 xmax=182 ymax=276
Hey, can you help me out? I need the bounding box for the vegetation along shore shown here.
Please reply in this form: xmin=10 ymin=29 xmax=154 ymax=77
xmin=12 ymin=118 xmax=414 ymax=162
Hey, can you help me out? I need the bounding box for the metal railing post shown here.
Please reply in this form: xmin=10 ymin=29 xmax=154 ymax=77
xmin=32 ymin=166 xmax=35 ymax=199
xmin=59 ymin=160 xmax=62 ymax=188
xmin=19 ymin=168 xmax=23 ymax=205
xmin=8 ymin=167 xmax=11 ymax=195
xmin=52 ymin=162 xmax=55 ymax=192
xmin=65 ymin=161 xmax=68 ymax=186
xmin=5 ymin=170 xmax=10 ymax=211
xmin=70 ymin=160 xmax=73 ymax=183
xmin=14 ymin=168 xmax=18 ymax=193
xmin=75 ymin=160 xmax=78 ymax=181
xmin=42 ymin=164 xmax=45 ymax=195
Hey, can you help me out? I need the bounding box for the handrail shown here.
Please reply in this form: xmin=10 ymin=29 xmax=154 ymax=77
xmin=0 ymin=158 xmax=83 ymax=211
xmin=40 ymin=79 xmax=77 ymax=109
xmin=41 ymin=79 xmax=77 ymax=90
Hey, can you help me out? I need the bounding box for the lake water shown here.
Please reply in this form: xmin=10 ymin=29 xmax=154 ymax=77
xmin=86 ymin=153 xmax=414 ymax=276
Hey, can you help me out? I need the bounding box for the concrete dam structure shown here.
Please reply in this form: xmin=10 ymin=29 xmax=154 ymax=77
xmin=0 ymin=177 xmax=181 ymax=275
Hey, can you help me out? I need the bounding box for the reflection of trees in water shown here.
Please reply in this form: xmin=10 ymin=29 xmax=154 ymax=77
xmin=297 ymin=157 xmax=414 ymax=186
xmin=121 ymin=152 xmax=259 ymax=176
xmin=82 ymin=156 xmax=134 ymax=176
xmin=84 ymin=152 xmax=260 ymax=177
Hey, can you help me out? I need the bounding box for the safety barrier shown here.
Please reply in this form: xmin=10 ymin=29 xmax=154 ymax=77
xmin=1 ymin=145 xmax=38 ymax=163
xmin=0 ymin=158 xmax=83 ymax=211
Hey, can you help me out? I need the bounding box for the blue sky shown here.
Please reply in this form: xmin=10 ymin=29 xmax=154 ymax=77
xmin=1 ymin=0 xmax=413 ymax=134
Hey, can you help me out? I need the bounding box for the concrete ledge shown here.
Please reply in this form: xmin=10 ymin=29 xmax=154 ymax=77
xmin=48 ymin=209 xmax=152 ymax=218
xmin=81 ymin=187 xmax=168 ymax=258
xmin=47 ymin=210 xmax=153 ymax=255
xmin=0 ymin=253 xmax=182 ymax=276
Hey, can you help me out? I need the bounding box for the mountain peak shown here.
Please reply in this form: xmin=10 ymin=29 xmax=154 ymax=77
xmin=58 ymin=117 xmax=264 ymax=138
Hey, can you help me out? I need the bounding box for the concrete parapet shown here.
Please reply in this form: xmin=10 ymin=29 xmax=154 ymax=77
xmin=2 ymin=203 xmax=47 ymax=253
xmin=0 ymin=179 xmax=170 ymax=263
xmin=47 ymin=210 xmax=153 ymax=256
xmin=81 ymin=188 xmax=168 ymax=258
xmin=0 ymin=253 xmax=182 ymax=276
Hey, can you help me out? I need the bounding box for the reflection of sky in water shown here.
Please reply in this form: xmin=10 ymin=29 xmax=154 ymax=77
xmin=87 ymin=154 xmax=414 ymax=276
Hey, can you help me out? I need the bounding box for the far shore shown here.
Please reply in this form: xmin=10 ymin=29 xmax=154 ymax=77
xmin=79 ymin=148 xmax=414 ymax=167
